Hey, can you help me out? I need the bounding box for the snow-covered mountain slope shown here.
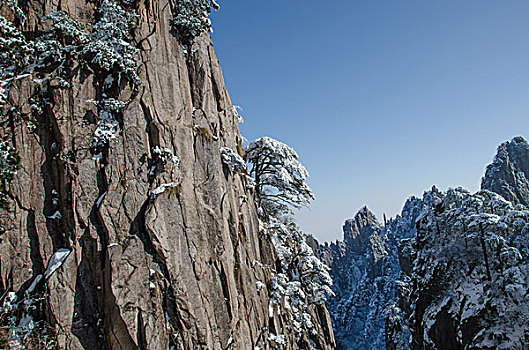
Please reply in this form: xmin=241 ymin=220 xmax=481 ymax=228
xmin=319 ymin=188 xmax=442 ymax=349
xmin=319 ymin=207 xmax=389 ymax=349
xmin=324 ymin=136 xmax=529 ymax=350
xmin=405 ymin=188 xmax=529 ymax=349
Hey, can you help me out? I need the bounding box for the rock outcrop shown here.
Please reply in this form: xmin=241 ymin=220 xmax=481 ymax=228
xmin=0 ymin=0 xmax=334 ymax=348
xmin=385 ymin=138 xmax=529 ymax=350
xmin=323 ymin=137 xmax=529 ymax=350
xmin=481 ymin=136 xmax=529 ymax=206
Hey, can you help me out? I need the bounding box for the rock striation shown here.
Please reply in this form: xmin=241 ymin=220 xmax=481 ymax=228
xmin=0 ymin=0 xmax=334 ymax=349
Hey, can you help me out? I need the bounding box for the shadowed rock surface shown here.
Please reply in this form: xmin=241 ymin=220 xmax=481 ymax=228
xmin=320 ymin=207 xmax=395 ymax=350
xmin=320 ymin=189 xmax=442 ymax=350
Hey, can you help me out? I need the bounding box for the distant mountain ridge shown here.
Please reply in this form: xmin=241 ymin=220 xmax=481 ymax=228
xmin=320 ymin=136 xmax=529 ymax=349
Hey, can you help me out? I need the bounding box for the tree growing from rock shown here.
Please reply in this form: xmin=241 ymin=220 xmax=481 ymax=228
xmin=245 ymin=136 xmax=314 ymax=217
xmin=245 ymin=136 xmax=332 ymax=347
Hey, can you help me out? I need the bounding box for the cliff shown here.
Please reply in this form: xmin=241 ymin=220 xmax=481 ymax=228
xmin=0 ymin=0 xmax=334 ymax=348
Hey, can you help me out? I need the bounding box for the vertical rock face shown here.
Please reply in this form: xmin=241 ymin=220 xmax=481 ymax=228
xmin=0 ymin=0 xmax=334 ymax=349
xmin=481 ymin=136 xmax=529 ymax=206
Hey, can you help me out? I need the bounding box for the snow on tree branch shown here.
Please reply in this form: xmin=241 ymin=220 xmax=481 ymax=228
xmin=0 ymin=140 xmax=19 ymax=216
xmin=265 ymin=218 xmax=333 ymax=343
xmin=246 ymin=137 xmax=314 ymax=215
xmin=172 ymin=0 xmax=220 ymax=45
xmin=42 ymin=0 xmax=140 ymax=157
xmin=0 ymin=14 xmax=35 ymax=107
xmin=83 ymin=0 xmax=140 ymax=86
xmin=245 ymin=136 xmax=331 ymax=347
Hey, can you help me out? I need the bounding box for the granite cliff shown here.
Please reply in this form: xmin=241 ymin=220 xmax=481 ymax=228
xmin=0 ymin=0 xmax=334 ymax=348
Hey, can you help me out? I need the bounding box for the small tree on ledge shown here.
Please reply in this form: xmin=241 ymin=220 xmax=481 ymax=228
xmin=245 ymin=137 xmax=314 ymax=217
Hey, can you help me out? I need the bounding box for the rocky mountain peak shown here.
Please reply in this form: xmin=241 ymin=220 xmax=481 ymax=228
xmin=481 ymin=136 xmax=529 ymax=206
xmin=343 ymin=206 xmax=381 ymax=254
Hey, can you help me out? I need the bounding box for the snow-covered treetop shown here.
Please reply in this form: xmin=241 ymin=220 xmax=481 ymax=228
xmin=246 ymin=137 xmax=314 ymax=215
xmin=247 ymin=137 xmax=330 ymax=346
xmin=172 ymin=0 xmax=220 ymax=45
xmin=85 ymin=0 xmax=140 ymax=86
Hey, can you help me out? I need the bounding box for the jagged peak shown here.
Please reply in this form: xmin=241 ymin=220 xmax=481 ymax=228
xmin=481 ymin=136 xmax=529 ymax=206
xmin=356 ymin=205 xmax=379 ymax=222
xmin=344 ymin=206 xmax=380 ymax=232
xmin=488 ymin=136 xmax=529 ymax=167
xmin=342 ymin=206 xmax=381 ymax=253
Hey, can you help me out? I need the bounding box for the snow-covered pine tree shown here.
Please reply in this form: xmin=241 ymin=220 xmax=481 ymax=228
xmin=246 ymin=136 xmax=314 ymax=218
xmin=245 ymin=136 xmax=332 ymax=348
xmin=172 ymin=0 xmax=220 ymax=45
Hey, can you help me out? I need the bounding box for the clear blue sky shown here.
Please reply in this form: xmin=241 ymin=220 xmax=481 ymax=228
xmin=210 ymin=0 xmax=529 ymax=242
